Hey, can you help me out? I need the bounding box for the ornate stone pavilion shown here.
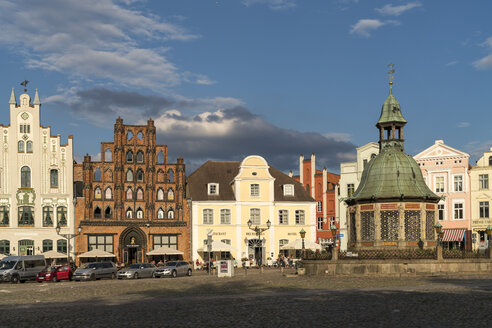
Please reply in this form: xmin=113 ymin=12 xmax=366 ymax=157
xmin=345 ymin=80 xmax=440 ymax=250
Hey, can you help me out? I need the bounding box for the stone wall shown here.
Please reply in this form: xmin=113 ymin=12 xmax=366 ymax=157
xmin=302 ymin=259 xmax=492 ymax=276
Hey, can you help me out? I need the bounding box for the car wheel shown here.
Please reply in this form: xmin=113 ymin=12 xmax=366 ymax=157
xmin=111 ymin=273 xmax=116 ymax=280
xmin=90 ymin=274 xmax=96 ymax=281
xmin=52 ymin=276 xmax=58 ymax=283
xmin=69 ymin=276 xmax=73 ymax=281
xmin=187 ymin=269 xmax=192 ymax=276
xmin=153 ymin=273 xmax=159 ymax=278
xmin=19 ymin=280 xmax=26 ymax=283
xmin=134 ymin=273 xmax=139 ymax=279
xmin=172 ymin=270 xmax=177 ymax=278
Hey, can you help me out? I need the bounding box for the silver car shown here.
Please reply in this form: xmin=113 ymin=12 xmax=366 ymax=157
xmin=117 ymin=263 xmax=156 ymax=279
xmin=73 ymin=262 xmax=117 ymax=281
xmin=154 ymin=261 xmax=192 ymax=278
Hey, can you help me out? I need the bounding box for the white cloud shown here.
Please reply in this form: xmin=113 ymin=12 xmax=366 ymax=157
xmin=242 ymin=0 xmax=296 ymax=10
xmin=474 ymin=37 xmax=492 ymax=69
xmin=375 ymin=2 xmax=422 ymax=16
xmin=446 ymin=61 xmax=458 ymax=66
xmin=350 ymin=19 xmax=399 ymax=37
xmin=324 ymin=132 xmax=352 ymax=142
xmin=457 ymin=122 xmax=470 ymax=128
xmin=0 ymin=0 xmax=213 ymax=90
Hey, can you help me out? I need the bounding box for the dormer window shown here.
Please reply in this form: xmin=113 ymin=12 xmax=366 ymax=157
xmin=250 ymin=184 xmax=260 ymax=197
xmin=208 ymin=183 xmax=219 ymax=196
xmin=283 ymin=184 xmax=294 ymax=196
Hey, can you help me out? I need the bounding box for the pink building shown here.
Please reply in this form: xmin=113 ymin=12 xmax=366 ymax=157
xmin=414 ymin=140 xmax=472 ymax=250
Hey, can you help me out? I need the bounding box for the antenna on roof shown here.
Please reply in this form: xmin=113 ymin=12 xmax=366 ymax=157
xmin=387 ymin=63 xmax=395 ymax=94
xmin=20 ymin=80 xmax=29 ymax=92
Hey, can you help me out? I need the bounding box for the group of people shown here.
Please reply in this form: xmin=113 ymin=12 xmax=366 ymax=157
xmin=278 ymin=254 xmax=294 ymax=268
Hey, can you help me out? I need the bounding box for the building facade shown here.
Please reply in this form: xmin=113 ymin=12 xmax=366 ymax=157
xmin=414 ymin=140 xmax=472 ymax=250
xmin=188 ymin=155 xmax=316 ymax=264
xmin=470 ymin=148 xmax=492 ymax=250
xmin=345 ymin=82 xmax=440 ymax=250
xmin=338 ymin=142 xmax=379 ymax=251
xmin=0 ymin=89 xmax=74 ymax=258
xmin=74 ymin=117 xmax=189 ymax=264
xmin=291 ymin=153 xmax=340 ymax=249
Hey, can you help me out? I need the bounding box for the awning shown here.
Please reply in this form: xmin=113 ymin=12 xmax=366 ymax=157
xmin=77 ymin=249 xmax=116 ymax=258
xmin=41 ymin=250 xmax=68 ymax=259
xmin=442 ymin=229 xmax=465 ymax=242
xmin=280 ymin=239 xmax=322 ymax=251
xmin=197 ymin=240 xmax=236 ymax=253
xmin=147 ymin=246 xmax=183 ymax=256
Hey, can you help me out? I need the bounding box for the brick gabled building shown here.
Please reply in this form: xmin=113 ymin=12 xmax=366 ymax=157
xmin=74 ymin=117 xmax=189 ymax=264
xmin=292 ymin=153 xmax=340 ymax=249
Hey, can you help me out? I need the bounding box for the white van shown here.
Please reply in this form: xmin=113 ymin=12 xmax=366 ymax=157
xmin=0 ymin=255 xmax=46 ymax=283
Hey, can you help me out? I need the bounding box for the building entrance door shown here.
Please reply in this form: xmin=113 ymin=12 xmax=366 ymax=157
xmin=18 ymin=239 xmax=34 ymax=256
xmin=248 ymin=239 xmax=264 ymax=266
xmin=122 ymin=230 xmax=144 ymax=264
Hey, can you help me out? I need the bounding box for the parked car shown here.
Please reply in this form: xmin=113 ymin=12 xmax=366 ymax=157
xmin=0 ymin=255 xmax=46 ymax=284
xmin=117 ymin=263 xmax=156 ymax=279
xmin=73 ymin=262 xmax=117 ymax=281
xmin=154 ymin=261 xmax=192 ymax=278
xmin=36 ymin=265 xmax=73 ymax=282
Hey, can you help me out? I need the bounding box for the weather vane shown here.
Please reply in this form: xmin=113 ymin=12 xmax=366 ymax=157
xmin=387 ymin=63 xmax=395 ymax=85
xmin=20 ymin=80 xmax=29 ymax=92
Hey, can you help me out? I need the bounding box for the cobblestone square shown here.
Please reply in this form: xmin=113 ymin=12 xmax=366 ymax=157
xmin=1 ymin=269 xmax=491 ymax=327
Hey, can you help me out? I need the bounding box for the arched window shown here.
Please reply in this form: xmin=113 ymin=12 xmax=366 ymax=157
xmin=105 ymin=148 xmax=112 ymax=162
xmin=126 ymin=169 xmax=133 ymax=182
xmin=167 ymin=208 xmax=175 ymax=219
xmin=21 ymin=166 xmax=31 ymax=187
xmin=137 ymin=131 xmax=143 ymax=140
xmin=0 ymin=240 xmax=10 ymax=255
xmin=57 ymin=206 xmax=67 ymax=226
xmin=94 ymin=168 xmax=101 ymax=181
xmin=157 ymin=208 xmax=164 ymax=219
xmin=126 ymin=187 xmax=133 ymax=200
xmin=136 ymin=151 xmax=144 ymax=163
xmin=157 ymin=151 xmax=164 ymax=164
xmin=43 ymin=206 xmax=53 ymax=226
xmin=168 ymin=169 xmax=174 ymax=183
xmin=167 ymin=188 xmax=174 ymax=201
xmin=42 ymin=239 xmax=52 ymax=252
xmin=18 ymin=140 xmax=24 ymax=153
xmin=57 ymin=239 xmax=67 ymax=253
xmin=50 ymin=169 xmax=58 ymax=188
xmin=136 ymin=169 xmax=144 ymax=182
xmin=126 ymin=207 xmax=133 ymax=219
xmin=26 ymin=141 xmax=33 ymax=153
xmin=105 ymin=187 xmax=112 ymax=200
xmin=104 ymin=206 xmax=112 ymax=219
xmin=94 ymin=187 xmax=102 ymax=200
xmin=127 ymin=131 xmax=133 ymax=141
xmin=18 ymin=206 xmax=34 ymax=226
xmin=126 ymin=150 xmax=133 ymax=163
xmin=0 ymin=206 xmax=9 ymax=226
xmin=157 ymin=188 xmax=164 ymax=201
xmin=94 ymin=206 xmax=101 ymax=218
xmin=136 ymin=207 xmax=144 ymax=219
xmin=136 ymin=188 xmax=144 ymax=200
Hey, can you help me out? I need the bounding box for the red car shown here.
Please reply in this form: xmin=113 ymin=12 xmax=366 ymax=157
xmin=36 ymin=265 xmax=73 ymax=282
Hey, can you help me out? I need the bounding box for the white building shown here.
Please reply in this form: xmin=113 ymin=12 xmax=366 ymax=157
xmin=0 ymin=88 xmax=74 ymax=259
xmin=338 ymin=142 xmax=379 ymax=251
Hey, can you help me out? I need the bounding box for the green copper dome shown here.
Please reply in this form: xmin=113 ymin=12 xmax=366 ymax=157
xmin=346 ymin=84 xmax=439 ymax=205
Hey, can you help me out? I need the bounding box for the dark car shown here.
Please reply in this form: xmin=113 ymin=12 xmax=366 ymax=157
xmin=36 ymin=265 xmax=73 ymax=283
xmin=154 ymin=261 xmax=192 ymax=278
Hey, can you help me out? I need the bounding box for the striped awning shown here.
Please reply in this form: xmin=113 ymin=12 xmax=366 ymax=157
xmin=442 ymin=229 xmax=465 ymax=242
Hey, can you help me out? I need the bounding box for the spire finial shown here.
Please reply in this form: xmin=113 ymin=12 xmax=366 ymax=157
xmin=9 ymin=88 xmax=16 ymax=105
xmin=20 ymin=80 xmax=29 ymax=92
xmin=387 ymin=63 xmax=395 ymax=95
xmin=33 ymin=88 xmax=41 ymax=105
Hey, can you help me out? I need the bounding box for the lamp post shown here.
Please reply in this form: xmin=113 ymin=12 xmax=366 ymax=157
xmin=299 ymin=228 xmax=306 ymax=258
xmin=247 ymin=219 xmax=271 ymax=267
xmin=330 ymin=223 xmax=338 ymax=260
xmin=434 ymin=222 xmax=443 ymax=246
xmin=55 ymin=198 xmax=82 ymax=265
xmin=486 ymin=225 xmax=492 ymax=251
xmin=206 ymin=229 xmax=213 ymax=275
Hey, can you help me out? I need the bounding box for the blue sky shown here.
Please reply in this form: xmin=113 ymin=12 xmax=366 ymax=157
xmin=1 ymin=0 xmax=492 ymax=173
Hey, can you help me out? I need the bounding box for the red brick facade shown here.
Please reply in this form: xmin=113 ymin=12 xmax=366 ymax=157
xmin=292 ymin=154 xmax=340 ymax=248
xmin=74 ymin=117 xmax=190 ymax=264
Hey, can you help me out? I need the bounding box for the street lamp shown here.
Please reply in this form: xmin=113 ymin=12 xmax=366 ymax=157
xmin=434 ymin=222 xmax=443 ymax=246
xmin=299 ymin=228 xmax=306 ymax=258
xmin=486 ymin=226 xmax=492 ymax=249
xmin=247 ymin=219 xmax=271 ymax=267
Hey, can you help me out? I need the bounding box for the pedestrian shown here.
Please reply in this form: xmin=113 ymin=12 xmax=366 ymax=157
xmin=196 ymin=259 xmax=200 ymax=270
xmin=157 ymin=259 xmax=164 ymax=267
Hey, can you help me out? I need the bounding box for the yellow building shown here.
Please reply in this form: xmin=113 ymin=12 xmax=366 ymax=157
xmin=188 ymin=155 xmax=316 ymax=264
xmin=470 ymin=147 xmax=492 ymax=249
